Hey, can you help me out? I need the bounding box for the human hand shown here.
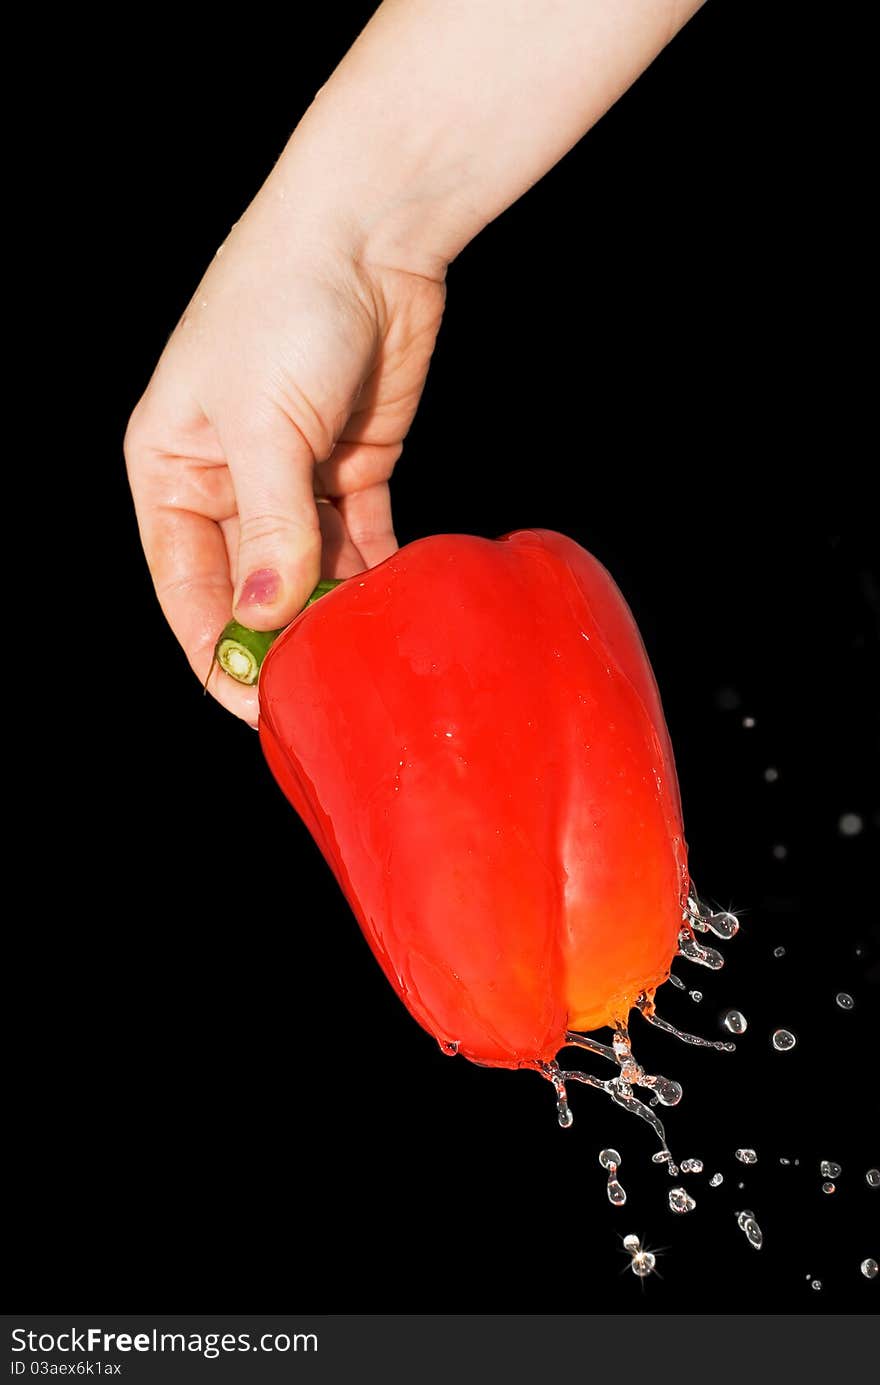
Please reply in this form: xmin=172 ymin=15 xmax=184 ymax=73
xmin=127 ymin=0 xmax=701 ymax=726
xmin=125 ymin=186 xmax=445 ymax=725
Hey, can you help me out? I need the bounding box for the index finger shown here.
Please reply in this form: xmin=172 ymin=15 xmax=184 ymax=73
xmin=125 ymin=426 xmax=260 ymax=726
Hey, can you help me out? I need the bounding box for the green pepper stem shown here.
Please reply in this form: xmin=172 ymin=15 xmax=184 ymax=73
xmin=211 ymin=578 xmax=343 ymax=687
xmin=304 ymin=579 xmax=343 ymax=608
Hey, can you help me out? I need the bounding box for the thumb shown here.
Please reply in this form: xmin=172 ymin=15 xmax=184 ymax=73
xmin=224 ymin=411 xmax=322 ymax=630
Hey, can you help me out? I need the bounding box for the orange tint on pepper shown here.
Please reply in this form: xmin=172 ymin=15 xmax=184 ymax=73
xmin=259 ymin=530 xmax=688 ymax=1068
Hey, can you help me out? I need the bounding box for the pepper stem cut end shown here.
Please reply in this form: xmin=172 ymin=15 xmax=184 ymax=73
xmin=212 ymin=579 xmax=344 ymax=686
xmin=214 ymin=623 xmax=284 ymax=686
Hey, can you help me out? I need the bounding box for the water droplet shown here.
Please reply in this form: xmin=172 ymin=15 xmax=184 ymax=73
xmin=622 ymin=1234 xmax=640 ymax=1253
xmin=866 ymin=1169 xmax=880 ymax=1188
xmin=811 ymin=1280 xmax=822 ymax=1291
xmin=678 ymin=928 xmax=725 ymax=970
xmin=736 ymin=1211 xmax=763 ymax=1249
xmin=836 ymin=992 xmax=855 ymax=1010
xmin=543 ymin=1063 xmax=575 ymax=1128
xmin=667 ymin=973 xmax=686 ymax=990
xmin=599 ymin=1148 xmax=621 ymax=1169
xmin=821 ymin=1181 xmax=835 ymax=1194
xmin=723 ymin=1010 xmax=748 ymax=1035
xmin=772 ymin=1028 xmax=797 ymax=1051
xmin=820 ymin=1161 xmax=842 ymax=1178
xmin=764 ymin=767 xmax=779 ymax=782
xmin=861 ymin=1258 xmax=878 ymax=1280
xmin=705 ymin=910 xmax=740 ymax=939
xmin=681 ymin=1158 xmax=704 ymax=1174
xmin=709 ymin=1172 xmax=724 ymax=1187
xmin=780 ymin=1158 xmax=791 ymax=1166
xmin=689 ymin=990 xmax=703 ymax=1003
xmin=439 ymin=1039 xmax=459 ymax=1056
xmin=773 ymin=946 xmax=786 ymax=958
xmin=607 ymin=1177 xmax=627 ymax=1206
xmin=736 ymin=1148 xmax=758 ymax=1165
xmin=652 ymin=1151 xmax=671 ymax=1164
xmin=668 ymin=1187 xmax=696 ymax=1214
xmin=630 ymin=1251 xmax=656 ymax=1278
xmin=652 ymin=1077 xmax=683 ymax=1107
xmin=838 ymin=812 xmax=863 ymax=836
xmin=772 ymin=844 xmax=788 ymax=860
xmin=742 ymin=716 xmax=756 ymax=728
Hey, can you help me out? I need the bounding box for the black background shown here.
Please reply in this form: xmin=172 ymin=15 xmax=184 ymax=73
xmin=15 ymin=2 xmax=877 ymax=1314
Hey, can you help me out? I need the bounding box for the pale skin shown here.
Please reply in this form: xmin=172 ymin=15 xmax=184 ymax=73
xmin=125 ymin=0 xmax=704 ymax=725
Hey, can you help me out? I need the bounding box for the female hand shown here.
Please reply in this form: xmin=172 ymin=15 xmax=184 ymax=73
xmin=125 ymin=186 xmax=444 ymax=724
xmin=126 ymin=0 xmax=701 ymax=724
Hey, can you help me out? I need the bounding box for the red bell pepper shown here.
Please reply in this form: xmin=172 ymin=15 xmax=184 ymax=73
xmin=258 ymin=528 xmax=689 ymax=1070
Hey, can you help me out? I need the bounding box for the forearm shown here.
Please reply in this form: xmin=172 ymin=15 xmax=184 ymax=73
xmin=257 ymin=0 xmax=704 ymax=277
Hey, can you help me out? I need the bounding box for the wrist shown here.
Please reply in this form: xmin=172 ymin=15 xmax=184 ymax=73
xmin=261 ymin=104 xmax=461 ymax=283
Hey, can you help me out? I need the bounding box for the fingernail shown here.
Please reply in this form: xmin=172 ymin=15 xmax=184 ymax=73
xmin=237 ymin=568 xmax=280 ymax=607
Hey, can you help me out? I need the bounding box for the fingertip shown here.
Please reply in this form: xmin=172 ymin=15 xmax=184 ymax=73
xmin=232 ymin=547 xmax=322 ymax=630
xmin=234 ymin=566 xmax=282 ymax=623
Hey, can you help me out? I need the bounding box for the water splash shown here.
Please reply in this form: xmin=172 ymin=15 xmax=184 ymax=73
xmin=536 ymin=884 xmax=740 ymax=1193
xmin=543 ymin=1063 xmax=573 ymax=1128
xmin=680 ymin=1158 xmax=704 ymax=1174
xmin=651 ymin=1150 xmax=679 ymax=1176
xmin=678 ymin=926 xmax=725 ymax=971
xmin=636 ymin=993 xmax=736 ymax=1052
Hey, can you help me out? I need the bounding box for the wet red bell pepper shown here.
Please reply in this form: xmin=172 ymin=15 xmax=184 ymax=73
xmin=259 ymin=529 xmax=688 ymax=1068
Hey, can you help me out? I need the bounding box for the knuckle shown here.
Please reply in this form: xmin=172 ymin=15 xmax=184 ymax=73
xmin=237 ymin=510 xmax=321 ymax=549
xmin=155 ymin=572 xmax=228 ymax=605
